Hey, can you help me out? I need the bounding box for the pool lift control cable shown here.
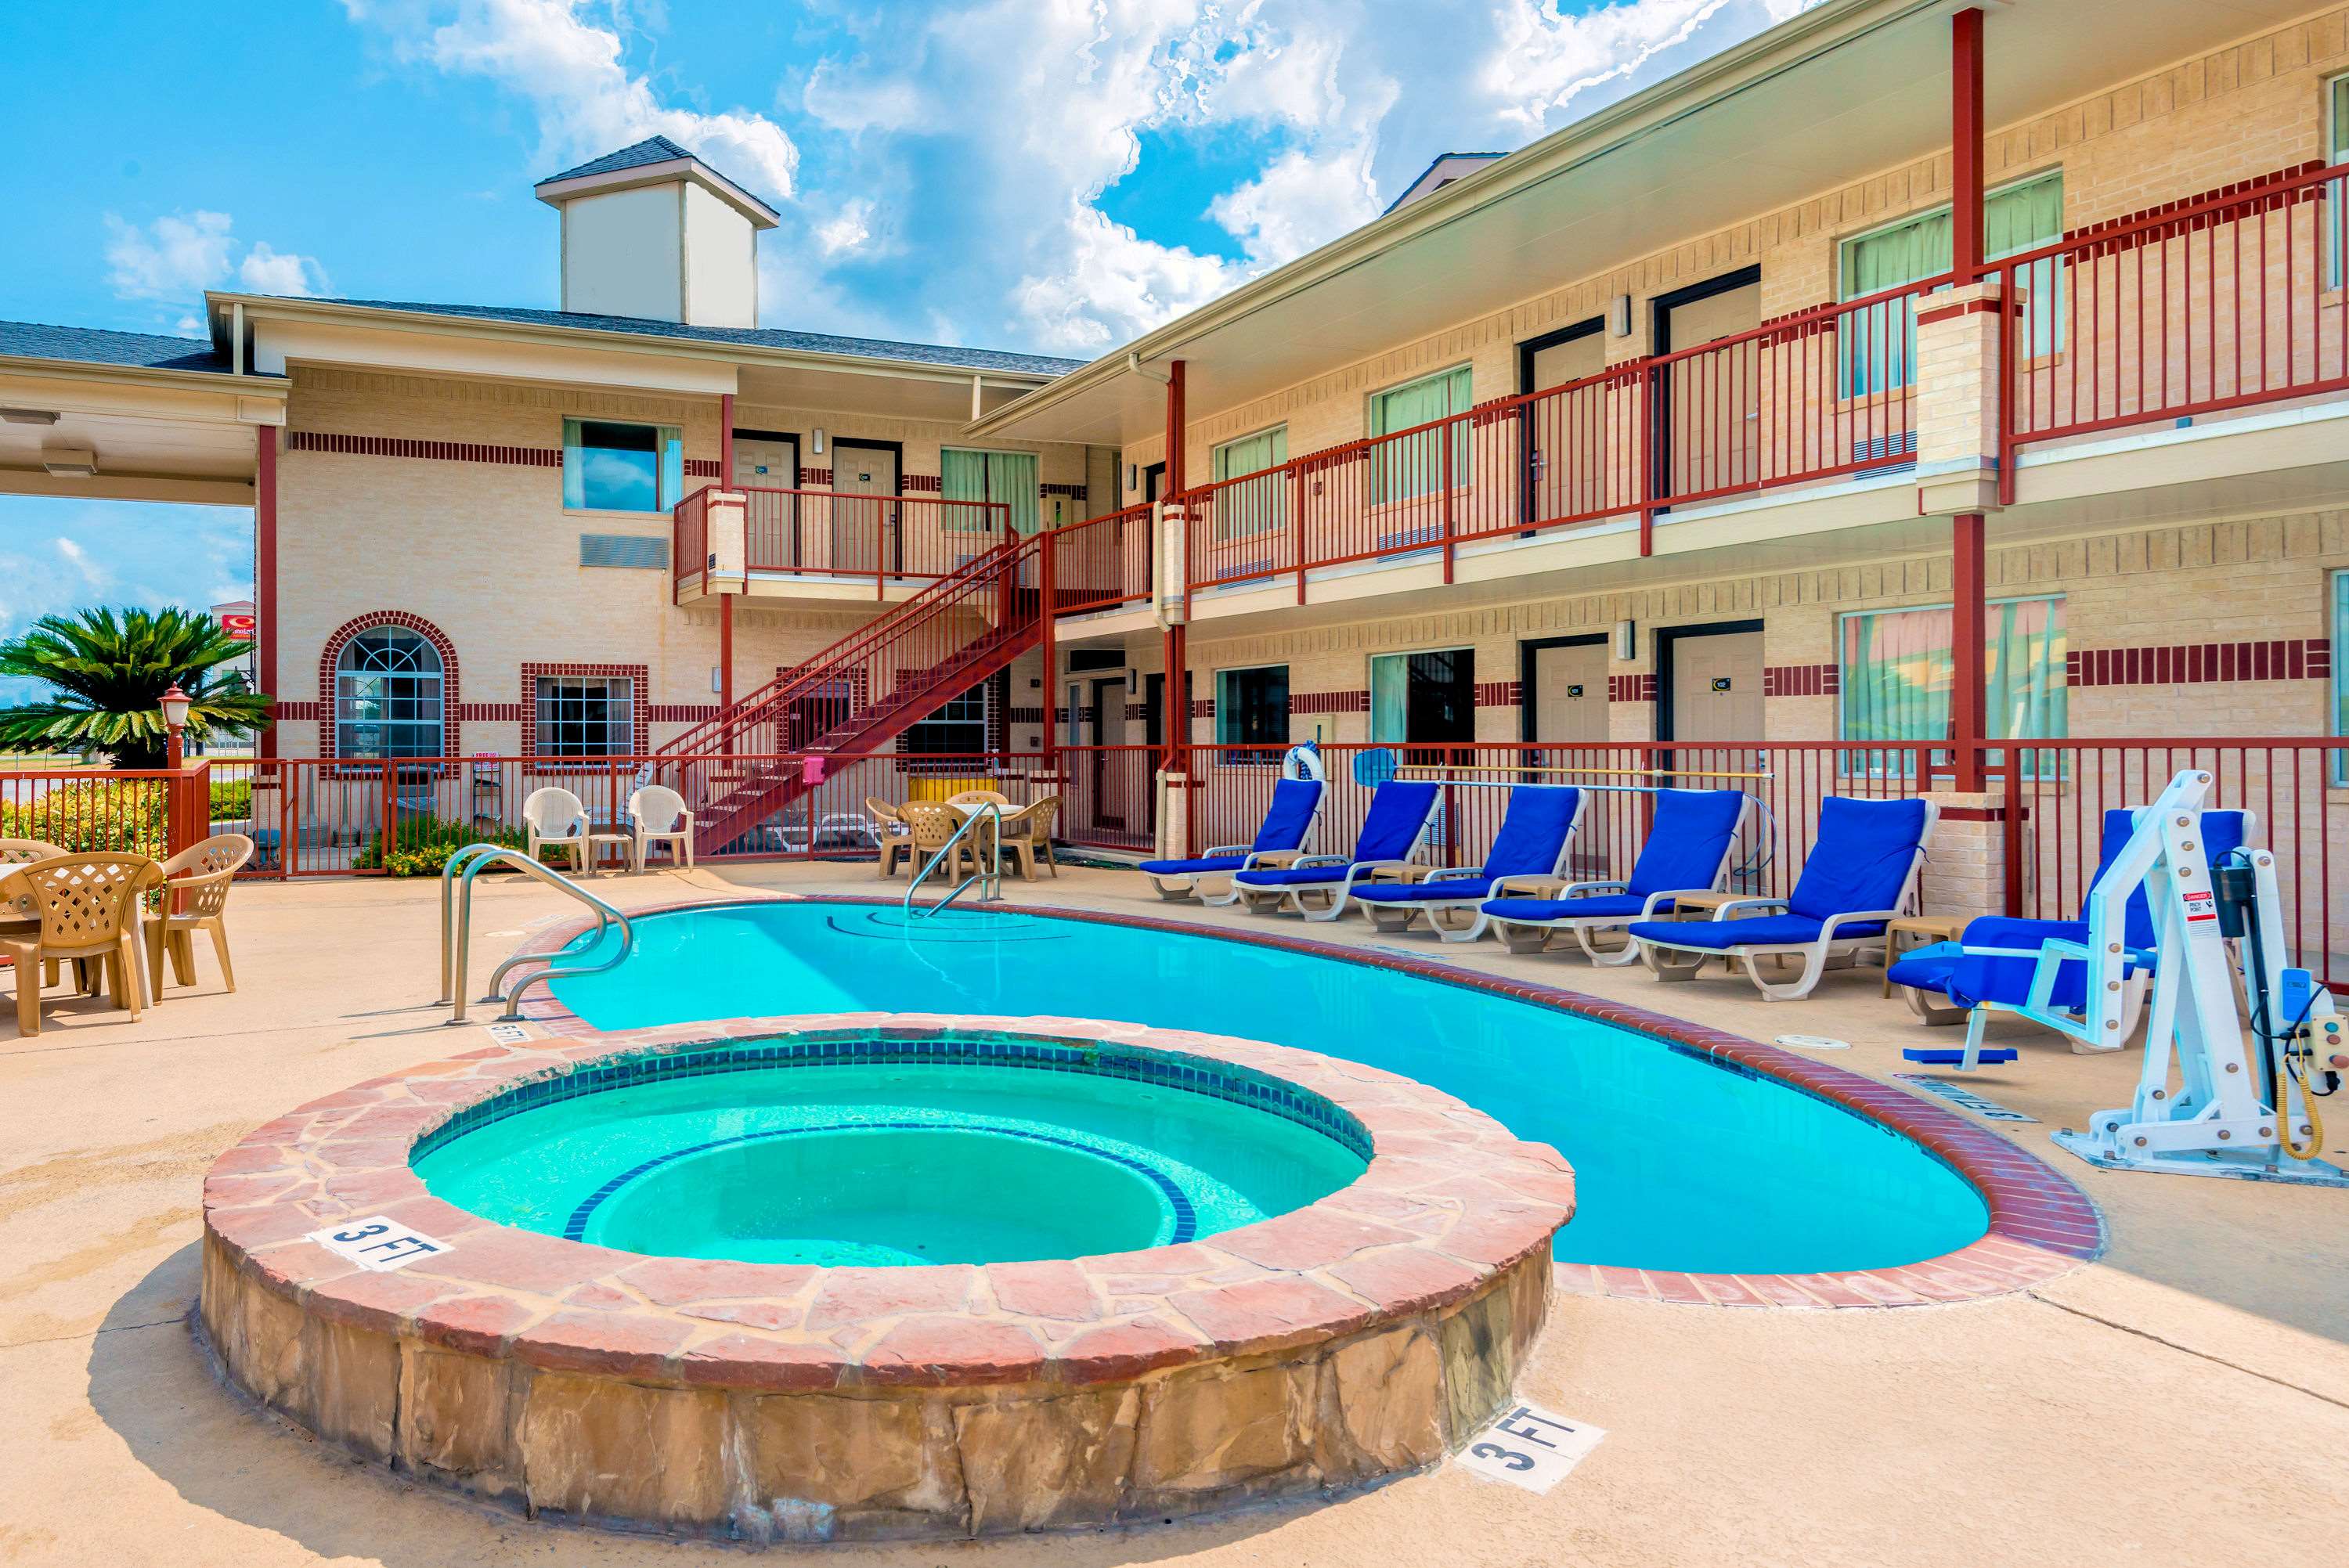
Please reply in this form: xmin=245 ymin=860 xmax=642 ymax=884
xmin=2028 ymin=770 xmax=2347 ymax=1185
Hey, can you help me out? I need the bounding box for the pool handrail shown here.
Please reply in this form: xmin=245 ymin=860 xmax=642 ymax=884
xmin=439 ymin=843 xmax=636 ymax=1022
xmin=904 ymin=801 xmax=1004 ymax=917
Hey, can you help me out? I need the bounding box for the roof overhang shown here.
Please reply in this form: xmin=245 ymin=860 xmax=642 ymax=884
xmin=0 ymin=354 xmax=286 ymax=506
xmin=206 ymin=294 xmax=1063 ymax=420
xmin=533 ymin=155 xmax=781 ymax=229
xmin=968 ymin=0 xmax=2319 ymax=448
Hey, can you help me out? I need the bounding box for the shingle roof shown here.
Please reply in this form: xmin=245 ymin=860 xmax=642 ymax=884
xmin=315 ymin=297 xmax=1088 ymax=376
xmin=538 ymin=135 xmax=699 ymax=186
xmin=0 ymin=319 xmax=236 ymax=374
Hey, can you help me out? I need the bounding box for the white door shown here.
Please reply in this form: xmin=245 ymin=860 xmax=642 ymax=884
xmin=1528 ymin=640 xmax=1610 ymax=748
xmin=830 ymin=444 xmax=898 ymax=576
xmin=734 ymin=435 xmax=797 ymax=567
xmin=1525 ymin=331 xmax=1607 ymax=522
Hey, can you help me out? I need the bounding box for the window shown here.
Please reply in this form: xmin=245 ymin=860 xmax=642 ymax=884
xmin=2333 ymin=571 xmax=2348 ymax=784
xmin=942 ymin=448 xmax=1038 ymax=534
xmin=2328 ymin=75 xmax=2349 ymax=287
xmin=1210 ymin=426 xmax=1288 ymax=539
xmin=1839 ymin=596 xmax=2066 ymax=770
xmin=1214 ymin=665 xmax=1289 ymax=760
xmin=1370 ymin=648 xmax=1475 ymax=748
xmin=1838 ymin=171 xmax=2064 ymax=393
xmin=1369 ymin=366 xmax=1473 ymax=503
xmin=563 ymin=419 xmax=684 ymax=512
xmin=534 ymin=675 xmax=635 ymax=758
xmin=904 ymin=683 xmax=987 ymax=757
xmin=334 ymin=627 xmax=444 ymax=759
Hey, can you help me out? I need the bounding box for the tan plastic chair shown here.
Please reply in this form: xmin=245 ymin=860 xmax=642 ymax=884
xmin=0 ymin=839 xmax=67 ymax=986
xmin=628 ymin=784 xmax=695 ymax=871
xmin=947 ymin=789 xmax=1011 ymax=808
xmin=0 ymin=853 xmax=157 ymax=1034
xmin=523 ymin=787 xmax=590 ymax=874
xmin=146 ymin=834 xmax=255 ymax=997
xmin=867 ymin=797 xmax=914 ymax=878
xmin=903 ymin=802 xmax=991 ymax=884
xmin=998 ymin=796 xmax=1061 ymax=881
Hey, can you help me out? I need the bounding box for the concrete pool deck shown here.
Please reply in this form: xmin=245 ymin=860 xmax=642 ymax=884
xmin=4 ymin=860 xmax=2347 ymax=1565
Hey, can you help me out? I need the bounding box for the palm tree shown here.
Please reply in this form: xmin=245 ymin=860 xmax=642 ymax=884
xmin=0 ymin=607 xmax=272 ymax=767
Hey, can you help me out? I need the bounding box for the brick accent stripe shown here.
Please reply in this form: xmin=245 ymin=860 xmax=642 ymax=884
xmin=460 ymin=702 xmax=527 ymax=723
xmin=1474 ymin=679 xmax=1521 ymax=708
xmin=685 ymin=458 xmax=723 ymax=479
xmin=803 ymin=467 xmax=833 ymax=485
xmin=276 ymin=701 xmax=322 ymax=722
xmin=1764 ymin=663 xmax=1839 ymax=697
xmin=290 ymin=430 xmax=560 ymax=467
xmin=648 ymin=703 xmax=722 ymax=724
xmin=1610 ymin=672 xmax=1657 ymax=702
xmin=1293 ymin=690 xmax=1369 ymax=716
xmin=2068 ymin=638 xmax=2329 ymax=688
xmin=1041 ymin=481 xmax=1089 ymax=499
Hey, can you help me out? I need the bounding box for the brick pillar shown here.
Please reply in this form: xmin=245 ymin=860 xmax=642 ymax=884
xmin=704 ymin=490 xmax=748 ymax=588
xmin=1913 ymin=278 xmax=2008 ymax=517
xmin=1918 ymin=789 xmax=2009 ymax=925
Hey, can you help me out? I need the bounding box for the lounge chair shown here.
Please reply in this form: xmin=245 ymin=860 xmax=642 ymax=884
xmin=1481 ymin=788 xmax=1753 ymax=960
xmin=1137 ymin=776 xmax=1324 ymax=905
xmin=1232 ymin=780 xmax=1444 ymax=922
xmin=1625 ymin=795 xmax=1937 ymax=1000
xmin=1351 ymin=785 xmax=1586 ymax=942
xmin=1888 ymin=806 xmax=2250 ymax=1067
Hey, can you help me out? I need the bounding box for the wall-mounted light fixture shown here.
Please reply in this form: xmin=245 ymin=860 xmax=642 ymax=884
xmin=1614 ymin=618 xmax=1636 ymax=661
xmin=1126 ymin=463 xmax=1138 ymax=492
xmin=710 ymin=665 xmax=723 ymax=694
xmin=810 ymin=427 xmax=827 ymax=456
xmin=1 ymin=407 xmax=60 ymax=425
xmin=1608 ymin=294 xmax=1633 ymax=337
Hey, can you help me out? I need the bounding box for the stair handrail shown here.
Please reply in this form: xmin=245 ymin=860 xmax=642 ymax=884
xmin=903 ymin=801 xmax=1004 ymax=917
xmin=439 ymin=843 xmax=637 ymax=1022
xmin=659 ymin=530 xmax=1043 ymax=756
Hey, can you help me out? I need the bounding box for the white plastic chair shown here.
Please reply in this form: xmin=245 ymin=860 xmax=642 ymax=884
xmin=628 ymin=784 xmax=695 ymax=870
xmin=522 ymin=786 xmax=590 ymax=874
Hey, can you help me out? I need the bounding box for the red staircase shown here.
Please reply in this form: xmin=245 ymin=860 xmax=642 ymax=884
xmin=659 ymin=532 xmax=1046 ymax=854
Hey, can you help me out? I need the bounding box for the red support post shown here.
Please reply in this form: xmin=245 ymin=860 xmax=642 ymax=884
xmin=1440 ymin=431 xmax=1455 ymax=583
xmin=254 ymin=424 xmax=279 ymax=757
xmin=1952 ymin=510 xmax=1988 ymax=792
xmin=1041 ymin=527 xmax=1058 ymax=774
xmin=1164 ymin=359 xmax=1186 ymax=496
xmin=1292 ymin=467 xmax=1306 ymax=604
xmin=1636 ymin=366 xmax=1654 ymax=556
xmin=1952 ymin=7 xmax=1985 ymax=284
xmin=719 ymin=592 xmax=734 ymax=754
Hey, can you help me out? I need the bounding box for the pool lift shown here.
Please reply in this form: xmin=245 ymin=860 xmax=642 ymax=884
xmin=2004 ymin=770 xmax=2349 ymax=1185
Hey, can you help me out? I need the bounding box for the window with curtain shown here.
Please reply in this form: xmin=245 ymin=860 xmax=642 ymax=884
xmin=334 ymin=627 xmax=443 ymax=759
xmin=1369 ymin=366 xmax=1473 ymax=503
xmin=941 ymin=449 xmax=1039 ymax=535
xmin=2333 ymin=571 xmax=2347 ymax=784
xmin=1369 ymin=649 xmax=1475 ymax=748
xmin=1838 ymin=171 xmax=2064 ymax=394
xmin=2329 ymin=76 xmax=2348 ymax=288
xmin=562 ymin=419 xmax=684 ymax=512
xmin=1215 ymin=665 xmax=1289 ymax=761
xmin=1210 ymin=426 xmax=1288 ymax=539
xmin=1839 ymin=596 xmax=2067 ymax=774
xmin=534 ymin=675 xmax=635 ymax=758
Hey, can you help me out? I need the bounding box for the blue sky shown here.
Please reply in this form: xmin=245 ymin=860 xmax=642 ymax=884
xmin=0 ymin=0 xmax=1813 ymax=692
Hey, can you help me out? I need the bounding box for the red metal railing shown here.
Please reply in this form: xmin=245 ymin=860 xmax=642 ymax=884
xmin=1049 ymin=503 xmax=1153 ymax=615
xmin=671 ymin=484 xmax=1009 ymax=601
xmin=1998 ymin=159 xmax=2349 ymax=492
xmin=1178 ymin=278 xmax=1944 ymax=595
xmin=0 ymin=763 xmax=211 ymax=862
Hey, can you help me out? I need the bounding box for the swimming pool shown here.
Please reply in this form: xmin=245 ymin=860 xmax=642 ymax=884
xmin=413 ymin=1050 xmax=1367 ymax=1266
xmin=545 ymin=901 xmax=1990 ymax=1275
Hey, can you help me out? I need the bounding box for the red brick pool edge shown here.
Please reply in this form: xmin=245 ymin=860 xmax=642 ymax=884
xmin=511 ymin=895 xmax=2105 ymax=1311
xmin=197 ymin=1015 xmax=1571 ymax=1542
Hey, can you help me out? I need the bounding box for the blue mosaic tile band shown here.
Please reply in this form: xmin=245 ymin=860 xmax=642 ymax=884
xmin=411 ymin=1033 xmax=1374 ymax=1167
xmin=561 ymin=1119 xmax=1198 ymax=1245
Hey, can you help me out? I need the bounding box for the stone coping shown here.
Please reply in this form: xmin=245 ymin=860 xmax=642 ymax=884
xmin=200 ymin=1018 xmax=1574 ymax=1394
xmin=509 ymin=895 xmax=2105 ymax=1310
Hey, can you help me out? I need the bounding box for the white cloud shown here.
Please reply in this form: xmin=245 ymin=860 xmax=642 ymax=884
xmin=105 ymin=211 xmax=327 ymax=306
xmin=814 ymin=198 xmax=875 ymax=257
xmin=351 ymin=0 xmax=798 ymax=200
xmin=54 ymin=536 xmax=112 ymax=593
xmin=1207 ymin=139 xmax=1384 ymax=270
xmin=1485 ymin=0 xmax=1751 ymax=130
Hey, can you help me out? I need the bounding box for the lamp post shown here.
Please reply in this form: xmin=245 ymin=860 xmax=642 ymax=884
xmin=160 ymin=683 xmax=191 ymax=770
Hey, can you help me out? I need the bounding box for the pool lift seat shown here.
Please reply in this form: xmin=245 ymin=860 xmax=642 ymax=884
xmin=438 ymin=843 xmax=637 ymax=1023
xmin=1997 ymin=770 xmax=2346 ymax=1185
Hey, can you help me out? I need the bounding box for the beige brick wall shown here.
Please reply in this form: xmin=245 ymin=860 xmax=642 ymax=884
xmin=277 ymin=367 xmax=1085 ymax=758
xmin=1123 ymin=5 xmax=2349 ymax=488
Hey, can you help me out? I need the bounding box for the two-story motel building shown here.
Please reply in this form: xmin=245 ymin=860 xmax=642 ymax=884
xmin=2 ymin=0 xmax=2345 ymax=950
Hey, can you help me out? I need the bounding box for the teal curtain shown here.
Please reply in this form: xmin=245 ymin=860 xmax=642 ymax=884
xmin=658 ymin=425 xmax=683 ymax=510
xmin=1212 ymin=427 xmax=1288 ymax=538
xmin=943 ymin=448 xmax=1035 ymax=533
xmin=1986 ymin=597 xmax=2065 ymax=740
xmin=2333 ymin=571 xmax=2348 ymax=784
xmin=1841 ymin=173 xmax=2062 ymax=392
xmin=1370 ymin=367 xmax=1471 ymax=503
xmin=1841 ymin=597 xmax=2067 ymax=774
xmin=1369 ymin=654 xmax=1408 ymax=744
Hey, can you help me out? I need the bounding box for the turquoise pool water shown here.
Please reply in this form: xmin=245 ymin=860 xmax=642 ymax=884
xmin=543 ymin=903 xmax=1991 ymax=1274
xmin=414 ymin=1057 xmax=1366 ymax=1266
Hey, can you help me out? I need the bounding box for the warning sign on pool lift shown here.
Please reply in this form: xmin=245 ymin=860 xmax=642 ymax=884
xmin=1455 ymin=1402 xmax=1607 ymax=1493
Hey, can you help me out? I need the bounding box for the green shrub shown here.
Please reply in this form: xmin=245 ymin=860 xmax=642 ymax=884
xmin=353 ymin=816 xmax=534 ymax=878
xmin=208 ymin=779 xmax=253 ymax=820
xmin=0 ymin=780 xmax=168 ymax=855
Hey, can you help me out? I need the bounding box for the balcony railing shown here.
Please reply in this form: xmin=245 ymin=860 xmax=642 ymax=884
xmin=1048 ymin=501 xmax=1153 ymax=615
xmin=673 ymin=484 xmax=1011 ymax=600
xmin=1997 ymin=157 xmax=2349 ymax=492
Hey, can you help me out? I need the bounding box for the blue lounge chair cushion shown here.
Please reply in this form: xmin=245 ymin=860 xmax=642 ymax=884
xmin=1138 ymin=853 xmax=1247 ymax=877
xmin=1352 ymin=780 xmax=1443 ymax=863
xmin=1234 ymin=863 xmax=1358 ymax=889
xmin=1250 ymin=777 xmax=1325 ymax=855
xmin=1787 ymin=797 xmax=1931 ymax=923
xmin=1479 ymin=786 xmax=1582 ymax=878
xmin=1626 ymin=913 xmax=1857 ymax=950
xmin=1626 ymin=789 xmax=1748 ymax=898
xmin=1354 ymin=876 xmax=1499 ymax=904
xmin=1481 ymin=892 xmax=1658 ymax=922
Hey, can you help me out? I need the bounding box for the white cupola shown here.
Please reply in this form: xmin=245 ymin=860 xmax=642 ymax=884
xmin=532 ymin=135 xmax=779 ymax=329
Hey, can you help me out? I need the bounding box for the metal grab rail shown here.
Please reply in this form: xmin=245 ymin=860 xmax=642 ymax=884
xmin=439 ymin=843 xmax=636 ymax=1022
xmin=902 ymin=802 xmax=1004 ymax=917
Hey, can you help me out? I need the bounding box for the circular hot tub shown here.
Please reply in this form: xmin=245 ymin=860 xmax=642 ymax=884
xmin=199 ymin=1022 xmax=1571 ymax=1543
